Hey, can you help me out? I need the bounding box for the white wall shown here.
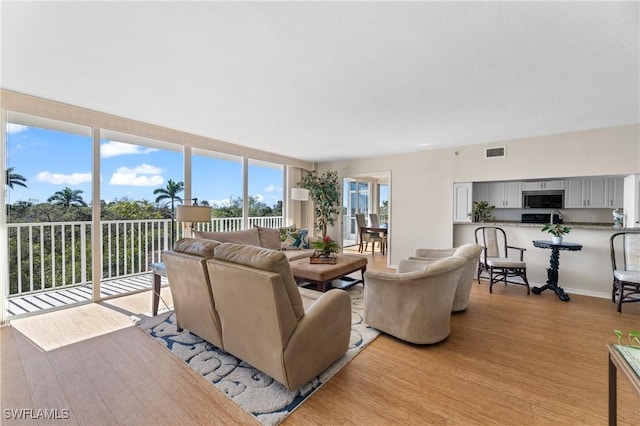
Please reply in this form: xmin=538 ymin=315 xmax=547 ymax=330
xmin=320 ymin=148 xmax=456 ymax=265
xmin=452 ymin=124 xmax=639 ymax=182
xmin=319 ymin=124 xmax=640 ymax=269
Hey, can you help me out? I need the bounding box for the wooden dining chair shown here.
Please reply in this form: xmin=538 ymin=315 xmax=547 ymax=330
xmin=355 ymin=213 xmax=384 ymax=254
xmin=474 ymin=226 xmax=530 ymax=295
xmin=609 ymin=231 xmax=640 ymax=312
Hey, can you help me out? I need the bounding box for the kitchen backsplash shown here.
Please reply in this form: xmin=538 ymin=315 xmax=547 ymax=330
xmin=491 ymin=208 xmax=620 ymax=224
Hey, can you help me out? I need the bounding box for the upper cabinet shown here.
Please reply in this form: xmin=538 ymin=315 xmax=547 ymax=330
xmin=488 ymin=181 xmax=522 ymax=208
xmin=609 ymin=176 xmax=624 ymax=208
xmin=521 ymin=180 xmax=565 ymax=191
xmin=564 ymin=176 xmax=620 ymax=208
xmin=469 ymin=175 xmax=624 ymax=213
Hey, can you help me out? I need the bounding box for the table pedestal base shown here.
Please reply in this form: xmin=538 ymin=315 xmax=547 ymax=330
xmin=531 ymin=244 xmax=575 ymax=302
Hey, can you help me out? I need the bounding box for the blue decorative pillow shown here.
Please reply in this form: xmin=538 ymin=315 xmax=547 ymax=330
xmin=295 ymin=228 xmax=310 ymax=249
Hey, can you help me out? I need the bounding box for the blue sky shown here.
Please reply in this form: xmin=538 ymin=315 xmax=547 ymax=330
xmin=6 ymin=123 xmax=284 ymax=207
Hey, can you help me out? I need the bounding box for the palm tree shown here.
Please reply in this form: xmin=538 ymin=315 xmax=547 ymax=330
xmin=153 ymin=179 xmax=184 ymax=247
xmin=47 ymin=187 xmax=88 ymax=207
xmin=6 ymin=167 xmax=28 ymax=189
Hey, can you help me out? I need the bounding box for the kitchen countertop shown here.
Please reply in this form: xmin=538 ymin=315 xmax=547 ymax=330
xmin=453 ymin=221 xmax=637 ymax=230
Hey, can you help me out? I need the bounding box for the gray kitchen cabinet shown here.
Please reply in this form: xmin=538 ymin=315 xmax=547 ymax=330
xmin=608 ymin=176 xmax=624 ymax=208
xmin=521 ymin=180 xmax=565 ymax=191
xmin=565 ymin=176 xmax=609 ymax=208
xmin=488 ymin=181 xmax=522 ymax=208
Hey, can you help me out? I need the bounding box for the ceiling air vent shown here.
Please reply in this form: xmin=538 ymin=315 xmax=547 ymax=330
xmin=485 ymin=146 xmax=506 ymax=159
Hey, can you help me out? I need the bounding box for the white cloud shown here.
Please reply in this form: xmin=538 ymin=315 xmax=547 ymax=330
xmin=109 ymin=165 xmax=164 ymax=187
xmin=210 ymin=198 xmax=232 ymax=207
xmin=7 ymin=123 xmax=28 ymax=134
xmin=36 ymin=171 xmax=92 ymax=185
xmin=119 ymin=164 xmax=163 ymax=175
xmin=264 ymin=184 xmax=282 ymax=193
xmin=100 ymin=141 xmax=158 ymax=158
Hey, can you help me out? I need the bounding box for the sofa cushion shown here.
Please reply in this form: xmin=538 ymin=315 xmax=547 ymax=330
xmin=214 ymin=243 xmax=305 ymax=320
xmin=173 ymin=237 xmax=220 ymax=258
xmin=254 ymin=225 xmax=281 ymax=251
xmin=194 ymin=228 xmax=261 ymax=247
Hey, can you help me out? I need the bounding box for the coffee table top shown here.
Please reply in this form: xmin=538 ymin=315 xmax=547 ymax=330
xmin=289 ymin=254 xmax=367 ymax=282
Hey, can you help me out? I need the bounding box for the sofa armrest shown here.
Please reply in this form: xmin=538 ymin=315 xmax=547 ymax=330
xmin=283 ymin=289 xmax=351 ymax=389
xmin=414 ymin=248 xmax=456 ymax=258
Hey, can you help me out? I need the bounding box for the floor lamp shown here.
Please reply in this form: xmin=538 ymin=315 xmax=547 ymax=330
xmin=176 ymin=200 xmax=212 ymax=238
xmin=291 ymin=188 xmax=309 ymax=228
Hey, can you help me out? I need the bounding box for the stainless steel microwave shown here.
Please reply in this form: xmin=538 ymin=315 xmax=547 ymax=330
xmin=522 ymin=191 xmax=564 ymax=209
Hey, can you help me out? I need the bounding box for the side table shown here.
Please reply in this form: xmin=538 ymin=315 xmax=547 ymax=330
xmin=531 ymin=240 xmax=583 ymax=301
xmin=150 ymin=262 xmax=166 ymax=316
xmin=608 ymin=344 xmax=640 ymax=426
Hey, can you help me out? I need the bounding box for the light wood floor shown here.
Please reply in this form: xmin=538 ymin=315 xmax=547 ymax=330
xmin=2 ymin=250 xmax=639 ymax=425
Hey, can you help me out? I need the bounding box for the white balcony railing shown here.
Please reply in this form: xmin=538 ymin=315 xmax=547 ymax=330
xmin=7 ymin=216 xmax=283 ymax=298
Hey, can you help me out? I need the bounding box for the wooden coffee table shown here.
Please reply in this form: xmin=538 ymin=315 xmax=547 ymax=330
xmin=289 ymin=254 xmax=367 ymax=292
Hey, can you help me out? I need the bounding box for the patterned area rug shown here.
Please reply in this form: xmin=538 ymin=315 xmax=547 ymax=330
xmin=135 ymin=284 xmax=379 ymax=426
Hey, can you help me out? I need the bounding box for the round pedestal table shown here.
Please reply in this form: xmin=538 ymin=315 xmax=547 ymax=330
xmin=531 ymin=240 xmax=583 ymax=302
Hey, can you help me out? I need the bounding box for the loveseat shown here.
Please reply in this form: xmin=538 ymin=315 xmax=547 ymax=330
xmin=162 ymin=238 xmax=352 ymax=390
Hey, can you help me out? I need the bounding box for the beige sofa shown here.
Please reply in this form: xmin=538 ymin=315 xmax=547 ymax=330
xmin=409 ymin=243 xmax=483 ymax=312
xmin=162 ymin=238 xmax=351 ymax=390
xmin=193 ymin=226 xmax=316 ymax=261
xmin=364 ymin=256 xmax=466 ymax=344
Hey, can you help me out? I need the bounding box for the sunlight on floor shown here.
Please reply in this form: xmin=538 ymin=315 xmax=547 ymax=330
xmin=8 ymin=287 xmax=173 ymax=351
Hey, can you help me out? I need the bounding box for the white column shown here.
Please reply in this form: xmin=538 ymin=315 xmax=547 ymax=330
xmin=91 ymin=128 xmax=101 ymax=301
xmin=0 ymin=110 xmax=7 ymax=325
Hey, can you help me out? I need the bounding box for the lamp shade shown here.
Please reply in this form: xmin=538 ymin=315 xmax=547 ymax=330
xmin=291 ymin=188 xmax=309 ymax=201
xmin=176 ymin=205 xmax=212 ymax=223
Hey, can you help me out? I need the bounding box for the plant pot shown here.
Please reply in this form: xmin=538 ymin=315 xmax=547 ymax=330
xmin=552 ymin=236 xmax=563 ymax=245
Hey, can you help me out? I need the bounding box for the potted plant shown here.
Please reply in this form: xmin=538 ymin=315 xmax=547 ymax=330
xmin=311 ymin=236 xmax=340 ymax=257
xmin=297 ymin=170 xmax=341 ymax=238
xmin=473 ymin=201 xmax=495 ymax=222
xmin=541 ymin=223 xmax=571 ymax=245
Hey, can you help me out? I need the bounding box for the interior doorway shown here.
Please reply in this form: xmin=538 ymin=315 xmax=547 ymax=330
xmin=341 ymin=172 xmax=390 ymax=257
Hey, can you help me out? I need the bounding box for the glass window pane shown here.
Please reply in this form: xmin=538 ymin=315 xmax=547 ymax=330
xmin=248 ymin=159 xmax=283 ymax=229
xmin=5 ymin=113 xmax=92 ymax=309
xmin=192 ymin=148 xmax=242 ymax=231
xmin=100 ymin=135 xmax=183 ymax=281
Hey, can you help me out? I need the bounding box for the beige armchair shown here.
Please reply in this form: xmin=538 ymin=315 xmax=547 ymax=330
xmin=364 ymin=256 xmax=466 ymax=344
xmin=206 ymin=243 xmax=352 ymax=390
xmin=410 ymin=243 xmax=483 ymax=312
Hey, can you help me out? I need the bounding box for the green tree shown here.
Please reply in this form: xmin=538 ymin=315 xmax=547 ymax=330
xmin=6 ymin=167 xmax=28 ymax=189
xmin=47 ymin=187 xmax=88 ymax=207
xmin=153 ymin=179 xmax=184 ymax=208
xmin=210 ymin=196 xmax=282 ymax=218
xmin=298 ymin=170 xmax=341 ymax=237
xmin=153 ymin=179 xmax=184 ymax=245
xmin=102 ymin=197 xmax=164 ymax=220
xmin=211 ymin=196 xmax=243 ymax=218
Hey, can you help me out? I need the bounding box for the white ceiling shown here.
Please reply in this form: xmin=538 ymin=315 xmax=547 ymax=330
xmin=2 ymin=1 xmax=638 ymax=163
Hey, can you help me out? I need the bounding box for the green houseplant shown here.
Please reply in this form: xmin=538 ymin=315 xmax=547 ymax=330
xmin=311 ymin=235 xmax=340 ymax=257
xmin=541 ymin=223 xmax=571 ymax=244
xmin=473 ymin=201 xmax=495 ymax=222
xmin=297 ymin=170 xmax=341 ymax=238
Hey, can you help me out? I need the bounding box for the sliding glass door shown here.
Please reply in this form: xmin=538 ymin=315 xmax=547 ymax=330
xmin=342 ymin=178 xmax=372 ymax=247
